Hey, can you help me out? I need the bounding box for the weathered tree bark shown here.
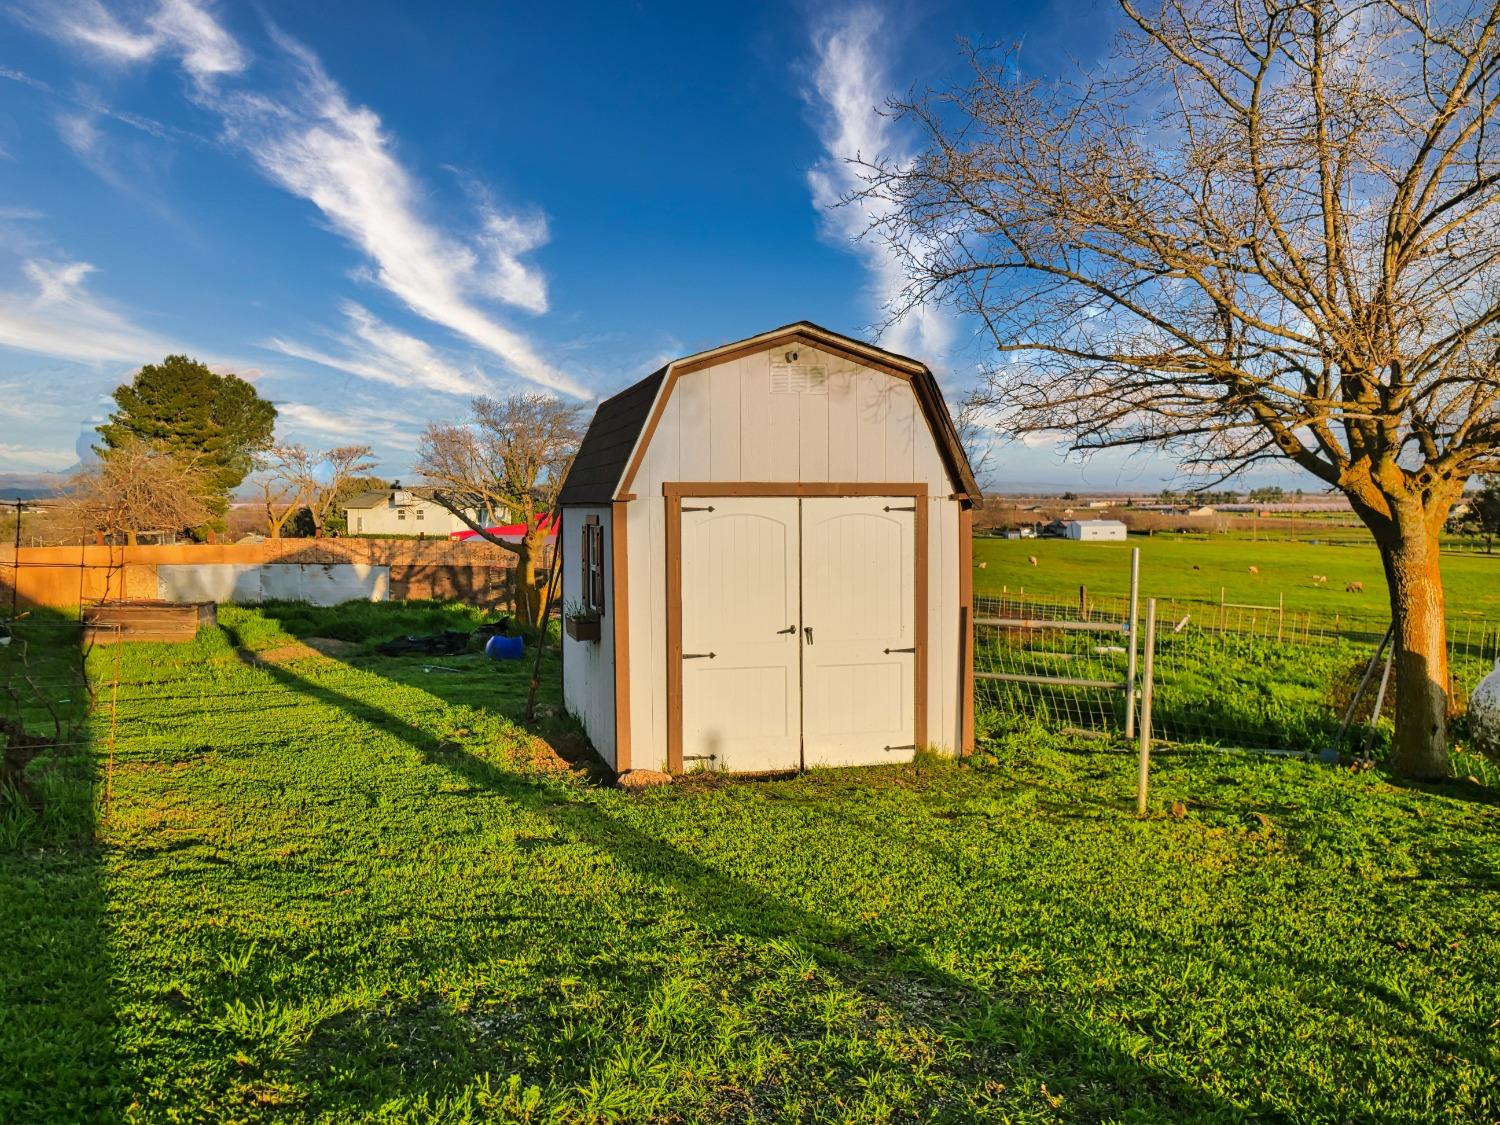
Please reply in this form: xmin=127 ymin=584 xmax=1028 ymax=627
xmin=514 ymin=525 xmax=547 ymax=629
xmin=1373 ymin=515 xmax=1451 ymax=778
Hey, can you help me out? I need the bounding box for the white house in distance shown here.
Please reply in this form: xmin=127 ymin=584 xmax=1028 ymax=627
xmin=342 ymin=485 xmax=503 ymax=536
xmin=557 ymin=321 xmax=982 ymax=777
xmin=1065 ymin=519 xmax=1128 ymax=541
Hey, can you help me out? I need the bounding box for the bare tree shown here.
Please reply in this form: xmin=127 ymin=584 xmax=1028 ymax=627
xmin=954 ymin=394 xmax=997 ymax=489
xmin=303 ymin=446 xmax=377 ymax=537
xmin=415 ymin=393 xmax=583 ymax=627
xmin=70 ymin=439 xmax=215 ymax=545
xmin=859 ymin=0 xmax=1500 ymax=777
xmin=252 ymin=444 xmax=312 ymax=539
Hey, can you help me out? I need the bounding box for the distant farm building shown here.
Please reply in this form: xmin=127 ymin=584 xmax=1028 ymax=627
xmin=1065 ymin=519 xmax=1127 ymax=541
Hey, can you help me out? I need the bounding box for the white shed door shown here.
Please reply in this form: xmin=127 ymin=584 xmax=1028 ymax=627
xmin=680 ymin=498 xmax=803 ymax=772
xmin=679 ymin=495 xmax=916 ymax=772
xmin=800 ymin=497 xmax=916 ymax=767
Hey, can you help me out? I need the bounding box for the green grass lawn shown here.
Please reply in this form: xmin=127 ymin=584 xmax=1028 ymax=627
xmin=974 ymin=535 xmax=1500 ymax=626
xmin=2 ymin=603 xmax=1498 ymax=1121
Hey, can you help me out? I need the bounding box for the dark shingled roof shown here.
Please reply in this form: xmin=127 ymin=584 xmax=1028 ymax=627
xmin=557 ymin=322 xmax=981 ymax=505
xmin=556 ymin=365 xmax=667 ymax=505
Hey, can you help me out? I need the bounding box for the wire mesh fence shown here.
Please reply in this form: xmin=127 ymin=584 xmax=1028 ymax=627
xmin=976 ymin=555 xmax=1500 ymax=768
xmin=973 ymin=592 xmax=1135 ymax=737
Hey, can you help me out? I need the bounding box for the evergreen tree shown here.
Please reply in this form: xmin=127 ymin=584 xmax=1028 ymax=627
xmin=1450 ymin=478 xmax=1500 ymax=554
xmin=97 ymin=356 xmax=276 ymax=528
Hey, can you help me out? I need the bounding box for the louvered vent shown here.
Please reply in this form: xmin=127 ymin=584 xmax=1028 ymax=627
xmin=770 ymin=360 xmax=827 ymax=394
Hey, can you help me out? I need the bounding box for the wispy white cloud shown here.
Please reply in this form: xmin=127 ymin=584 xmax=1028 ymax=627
xmin=0 ymin=441 xmax=79 ymax=471
xmin=1 ymin=63 xmax=195 ymax=142
xmin=274 ymin=400 xmax=419 ymax=450
xmin=266 ymin=301 xmax=482 ymax=397
xmin=0 ymin=258 xmax=175 ymax=363
xmin=53 ymin=107 xmax=183 ymax=222
xmin=220 ymin=33 xmax=577 ymax=394
xmin=21 ymin=0 xmax=584 ymax=398
xmin=807 ymin=7 xmax=951 ymax=362
xmin=16 ymin=0 xmax=247 ymax=83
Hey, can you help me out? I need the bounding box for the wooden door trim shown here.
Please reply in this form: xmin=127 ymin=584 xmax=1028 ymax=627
xmin=665 ymin=483 xmax=928 ymax=773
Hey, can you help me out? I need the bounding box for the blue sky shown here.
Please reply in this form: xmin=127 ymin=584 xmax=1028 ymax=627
xmin=0 ymin=0 xmax=1201 ymax=491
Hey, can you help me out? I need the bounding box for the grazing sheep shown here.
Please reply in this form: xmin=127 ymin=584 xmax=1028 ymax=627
xmin=977 ymin=561 xmax=988 ymax=570
xmin=1248 ymin=565 xmax=1259 ymax=574
xmin=1346 ymin=580 xmax=1364 ymax=593
xmin=1028 ymin=555 xmax=1038 ymax=566
xmin=1192 ymin=564 xmax=1200 ymax=570
xmin=1311 ymin=575 xmax=1328 ymax=585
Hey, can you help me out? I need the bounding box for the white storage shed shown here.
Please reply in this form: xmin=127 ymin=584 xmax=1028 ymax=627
xmin=557 ymin=322 xmax=982 ymax=775
xmin=1065 ymin=519 xmax=1128 ymax=541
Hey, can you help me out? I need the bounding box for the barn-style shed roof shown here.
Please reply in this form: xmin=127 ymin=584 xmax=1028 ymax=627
xmin=558 ymin=322 xmax=982 ymax=506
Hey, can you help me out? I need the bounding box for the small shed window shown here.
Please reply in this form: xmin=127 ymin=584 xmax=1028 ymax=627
xmin=415 ymin=508 xmax=425 ymax=520
xmin=581 ymin=516 xmax=605 ymax=615
xmin=397 ymin=509 xmax=407 ymax=521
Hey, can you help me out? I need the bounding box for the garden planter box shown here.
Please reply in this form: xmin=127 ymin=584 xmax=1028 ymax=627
xmin=565 ymin=615 xmax=601 ymax=642
xmin=83 ymin=600 xmax=216 ymax=644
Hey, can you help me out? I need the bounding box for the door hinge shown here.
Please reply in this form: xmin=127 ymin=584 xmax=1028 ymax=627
xmin=883 ymin=646 xmax=916 ymax=654
xmin=883 ymin=505 xmax=916 ymax=512
xmin=682 ymin=505 xmax=716 ymax=512
xmin=682 ymin=652 xmax=716 ymax=659
xmin=884 ymin=744 xmax=917 ymax=751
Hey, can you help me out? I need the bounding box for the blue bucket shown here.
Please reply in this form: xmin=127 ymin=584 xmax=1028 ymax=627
xmin=485 ymin=634 xmax=525 ymax=661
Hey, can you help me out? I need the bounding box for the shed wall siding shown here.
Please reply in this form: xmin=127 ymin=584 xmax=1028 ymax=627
xmin=561 ymin=507 xmax=617 ymax=767
xmin=623 ymin=347 xmax=963 ymax=768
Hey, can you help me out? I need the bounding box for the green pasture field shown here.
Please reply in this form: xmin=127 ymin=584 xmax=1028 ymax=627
xmin=2 ymin=602 xmax=1498 ymax=1122
xmin=973 ymin=534 xmax=1500 ymax=624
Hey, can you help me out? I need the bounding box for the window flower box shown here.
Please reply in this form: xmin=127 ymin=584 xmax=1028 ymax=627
xmin=566 ymin=614 xmax=601 ymax=642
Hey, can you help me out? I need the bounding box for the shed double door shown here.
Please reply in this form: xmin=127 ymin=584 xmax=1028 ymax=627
xmin=678 ymin=496 xmax=916 ymax=772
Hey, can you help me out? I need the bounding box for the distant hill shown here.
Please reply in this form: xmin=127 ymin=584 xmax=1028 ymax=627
xmin=0 ymin=470 xmax=74 ymax=501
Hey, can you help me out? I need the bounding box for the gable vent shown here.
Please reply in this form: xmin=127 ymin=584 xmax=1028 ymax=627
xmin=770 ymin=360 xmax=827 ymax=394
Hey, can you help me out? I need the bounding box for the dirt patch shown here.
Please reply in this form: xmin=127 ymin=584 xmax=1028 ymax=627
xmin=517 ymin=725 xmax=609 ymax=779
xmin=303 ymin=636 xmax=364 ymax=658
xmin=251 ymin=643 xmax=325 ymax=666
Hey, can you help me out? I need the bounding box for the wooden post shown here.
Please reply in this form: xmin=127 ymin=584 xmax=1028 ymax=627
xmin=1125 ymin=547 xmax=1140 ymax=739
xmin=1137 ymin=597 xmax=1158 ymax=816
xmin=1217 ymin=587 xmax=1225 ymax=633
xmin=1277 ymin=592 xmax=1285 ymax=643
xmin=1079 ymin=584 xmax=1089 ymax=621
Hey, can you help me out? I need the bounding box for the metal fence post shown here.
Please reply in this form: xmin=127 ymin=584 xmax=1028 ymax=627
xmin=1137 ymin=597 xmax=1157 ymax=816
xmin=1125 ymin=547 xmax=1140 ymax=739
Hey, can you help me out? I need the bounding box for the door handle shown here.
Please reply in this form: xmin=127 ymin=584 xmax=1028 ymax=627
xmin=803 ymin=626 xmax=814 ymax=645
xmin=777 ymin=625 xmax=796 ymax=635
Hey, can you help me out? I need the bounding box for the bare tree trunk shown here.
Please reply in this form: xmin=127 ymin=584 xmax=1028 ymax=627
xmin=1376 ymin=515 xmax=1450 ymax=779
xmin=515 ymin=525 xmax=550 ymax=629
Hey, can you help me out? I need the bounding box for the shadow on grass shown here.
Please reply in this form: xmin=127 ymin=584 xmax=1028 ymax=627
xmin=216 ymin=622 xmax=1271 ymax=1122
xmin=0 ymin=614 xmax=120 ymax=1121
